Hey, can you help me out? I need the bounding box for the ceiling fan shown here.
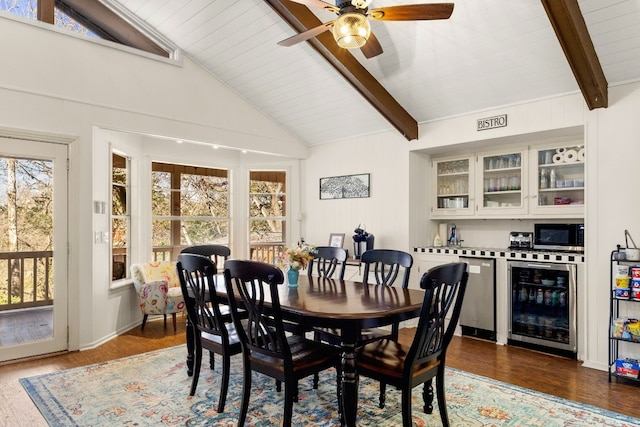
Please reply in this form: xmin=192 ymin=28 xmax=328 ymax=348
xmin=277 ymin=0 xmax=454 ymax=59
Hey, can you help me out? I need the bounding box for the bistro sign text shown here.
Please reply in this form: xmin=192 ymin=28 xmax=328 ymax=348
xmin=477 ymin=114 xmax=507 ymax=131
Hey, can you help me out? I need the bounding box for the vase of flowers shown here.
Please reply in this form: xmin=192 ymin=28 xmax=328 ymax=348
xmin=279 ymin=244 xmax=315 ymax=287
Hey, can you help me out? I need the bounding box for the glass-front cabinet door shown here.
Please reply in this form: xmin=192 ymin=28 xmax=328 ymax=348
xmin=476 ymin=148 xmax=528 ymax=216
xmin=431 ymin=155 xmax=474 ymax=217
xmin=530 ymin=142 xmax=585 ymax=216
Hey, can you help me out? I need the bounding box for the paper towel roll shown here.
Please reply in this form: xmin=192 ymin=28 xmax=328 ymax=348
xmin=556 ymin=147 xmax=567 ymax=154
xmin=563 ymin=149 xmax=578 ymax=163
xmin=578 ymin=148 xmax=585 ymax=161
xmin=553 ymin=153 xmax=564 ymax=163
xmin=438 ymin=223 xmax=448 ymax=243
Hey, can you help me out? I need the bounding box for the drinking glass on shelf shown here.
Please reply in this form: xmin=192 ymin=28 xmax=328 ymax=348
xmin=500 ymin=177 xmax=508 ymax=191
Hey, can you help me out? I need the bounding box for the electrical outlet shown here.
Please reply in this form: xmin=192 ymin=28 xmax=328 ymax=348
xmin=102 ymin=231 xmax=109 ymax=244
xmin=94 ymin=231 xmax=102 ymax=244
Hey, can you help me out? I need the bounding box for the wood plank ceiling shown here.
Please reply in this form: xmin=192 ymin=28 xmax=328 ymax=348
xmin=107 ymin=0 xmax=640 ymax=146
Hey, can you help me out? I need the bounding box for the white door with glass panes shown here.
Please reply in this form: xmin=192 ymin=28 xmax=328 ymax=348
xmin=476 ymin=148 xmax=528 ymax=216
xmin=431 ymin=155 xmax=475 ymax=217
xmin=529 ymin=141 xmax=585 ymax=217
xmin=0 ymin=138 xmax=68 ymax=362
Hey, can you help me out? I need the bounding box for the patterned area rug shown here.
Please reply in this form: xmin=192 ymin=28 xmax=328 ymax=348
xmin=20 ymin=345 xmax=640 ymax=426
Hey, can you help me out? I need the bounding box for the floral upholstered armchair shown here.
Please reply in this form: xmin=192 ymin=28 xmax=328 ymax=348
xmin=130 ymin=261 xmax=185 ymax=333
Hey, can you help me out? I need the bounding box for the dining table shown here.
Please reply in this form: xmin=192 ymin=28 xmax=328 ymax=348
xmin=184 ymin=273 xmax=425 ymax=427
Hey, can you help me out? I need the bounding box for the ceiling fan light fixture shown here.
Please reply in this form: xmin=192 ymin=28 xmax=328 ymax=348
xmin=333 ymin=12 xmax=370 ymax=49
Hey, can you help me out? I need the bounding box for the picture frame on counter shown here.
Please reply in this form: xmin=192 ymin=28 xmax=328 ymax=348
xmin=319 ymin=173 xmax=370 ymax=200
xmin=329 ymin=233 xmax=345 ymax=248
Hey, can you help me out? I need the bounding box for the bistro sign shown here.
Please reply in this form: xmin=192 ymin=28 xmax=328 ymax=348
xmin=477 ymin=114 xmax=507 ymax=131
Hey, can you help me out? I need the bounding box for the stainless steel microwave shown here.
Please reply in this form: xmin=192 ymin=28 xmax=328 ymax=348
xmin=533 ymin=223 xmax=584 ymax=252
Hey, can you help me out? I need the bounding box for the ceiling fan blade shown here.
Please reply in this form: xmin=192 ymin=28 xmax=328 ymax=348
xmin=286 ymin=0 xmax=340 ymax=13
xmin=369 ymin=3 xmax=454 ymax=21
xmin=361 ymin=31 xmax=383 ymax=59
xmin=277 ymin=21 xmax=335 ymax=47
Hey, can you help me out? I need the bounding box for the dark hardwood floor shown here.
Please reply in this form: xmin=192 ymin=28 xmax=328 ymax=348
xmin=2 ymin=322 xmax=640 ymax=425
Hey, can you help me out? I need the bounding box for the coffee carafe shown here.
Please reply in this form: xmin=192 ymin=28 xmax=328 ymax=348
xmin=448 ymin=224 xmax=459 ymax=246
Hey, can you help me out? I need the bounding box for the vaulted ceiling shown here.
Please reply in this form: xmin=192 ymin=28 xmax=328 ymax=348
xmin=108 ymin=0 xmax=640 ymax=146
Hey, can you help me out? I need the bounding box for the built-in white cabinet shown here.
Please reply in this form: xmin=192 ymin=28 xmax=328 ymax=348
xmin=430 ymin=140 xmax=584 ymax=219
xmin=529 ymin=143 xmax=585 ymax=217
xmin=476 ymin=148 xmax=528 ymax=216
xmin=431 ymin=155 xmax=475 ymax=217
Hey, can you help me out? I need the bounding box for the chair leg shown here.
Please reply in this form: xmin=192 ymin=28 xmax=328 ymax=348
xmin=401 ymin=388 xmax=413 ymax=427
xmin=172 ymin=313 xmax=177 ymax=333
xmin=189 ymin=343 xmax=203 ymax=396
xmin=164 ymin=313 xmax=167 ymax=328
xmin=276 ymin=380 xmax=282 ymax=392
xmin=140 ymin=314 xmax=148 ymax=330
xmin=312 ymin=330 xmax=322 ymax=389
xmin=336 ymin=364 xmax=344 ymax=425
xmin=423 ymin=378 xmax=434 ymax=414
xmin=391 ymin=322 xmax=399 ymax=341
xmin=209 ymin=350 xmax=215 ymax=370
xmin=283 ymin=381 xmax=295 ymax=427
xmin=378 ymin=382 xmax=387 ymax=408
xmin=217 ymin=354 xmax=231 ymax=413
xmin=238 ymin=358 xmax=251 ymax=427
xmin=435 ymin=365 xmax=450 ymax=427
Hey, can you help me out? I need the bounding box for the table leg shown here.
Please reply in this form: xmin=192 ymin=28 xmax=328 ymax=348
xmin=340 ymin=343 xmax=358 ymax=427
xmin=185 ymin=315 xmax=194 ymax=376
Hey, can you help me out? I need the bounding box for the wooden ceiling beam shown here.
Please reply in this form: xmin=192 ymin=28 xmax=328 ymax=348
xmin=56 ymin=0 xmax=169 ymax=57
xmin=265 ymin=0 xmax=418 ymax=141
xmin=542 ymin=0 xmax=608 ymax=109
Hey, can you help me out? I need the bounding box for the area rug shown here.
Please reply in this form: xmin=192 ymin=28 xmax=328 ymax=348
xmin=20 ymin=345 xmax=640 ymax=427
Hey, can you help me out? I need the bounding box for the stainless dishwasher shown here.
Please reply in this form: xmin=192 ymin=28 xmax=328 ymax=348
xmin=459 ymin=257 xmax=496 ymax=341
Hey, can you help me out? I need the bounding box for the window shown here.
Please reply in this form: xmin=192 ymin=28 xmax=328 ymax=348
xmin=249 ymin=171 xmax=286 ymax=264
xmin=1 ymin=0 xmax=173 ymax=57
xmin=152 ymin=163 xmax=230 ymax=261
xmin=111 ymin=152 xmax=129 ymax=282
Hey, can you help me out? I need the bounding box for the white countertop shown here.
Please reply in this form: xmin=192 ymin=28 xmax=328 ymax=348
xmin=413 ymin=246 xmax=585 ymax=264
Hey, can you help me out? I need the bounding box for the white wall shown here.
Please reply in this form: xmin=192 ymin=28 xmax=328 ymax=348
xmin=0 ymin=15 xmax=306 ymax=350
xmin=302 ymin=131 xmax=411 ymax=253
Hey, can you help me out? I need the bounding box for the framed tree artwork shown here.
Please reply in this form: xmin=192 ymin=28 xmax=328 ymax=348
xmin=320 ymin=173 xmax=370 ymax=200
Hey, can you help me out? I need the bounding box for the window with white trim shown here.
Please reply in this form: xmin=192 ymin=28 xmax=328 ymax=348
xmin=151 ymin=162 xmax=230 ymax=260
xmin=111 ymin=151 xmax=130 ymax=282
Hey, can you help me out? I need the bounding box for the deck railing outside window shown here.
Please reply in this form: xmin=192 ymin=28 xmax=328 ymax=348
xmin=151 ymin=244 xmax=285 ymax=266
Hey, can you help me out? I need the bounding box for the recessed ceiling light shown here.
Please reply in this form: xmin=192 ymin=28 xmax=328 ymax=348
xmin=212 ymin=145 xmax=219 ymax=149
xmin=176 ymin=140 xmax=183 ymax=144
xmin=241 ymin=150 xmax=247 ymax=154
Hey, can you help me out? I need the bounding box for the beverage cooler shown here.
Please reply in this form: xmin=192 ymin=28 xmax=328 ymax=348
xmin=508 ymin=261 xmax=577 ymax=358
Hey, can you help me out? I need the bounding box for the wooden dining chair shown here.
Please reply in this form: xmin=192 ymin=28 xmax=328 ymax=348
xmin=315 ymin=248 xmax=414 ymax=350
xmin=180 ymin=244 xmax=234 ymax=374
xmin=361 ymin=248 xmax=413 ymax=288
xmin=176 ymin=253 xmax=241 ymax=413
xmin=359 ymin=248 xmax=414 ymax=342
xmin=355 ymin=262 xmax=468 ymax=427
xmin=180 ymin=244 xmax=231 ymax=273
xmin=307 ymin=246 xmax=347 ymax=280
xmin=223 ymin=260 xmax=342 ymax=427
